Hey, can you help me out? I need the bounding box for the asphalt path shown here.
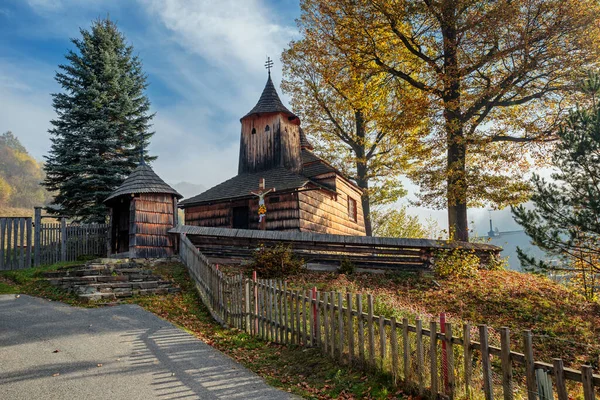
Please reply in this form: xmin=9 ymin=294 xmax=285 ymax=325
xmin=0 ymin=294 xmax=298 ymax=400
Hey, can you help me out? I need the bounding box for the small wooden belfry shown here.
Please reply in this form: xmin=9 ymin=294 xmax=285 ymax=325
xmin=104 ymin=161 xmax=182 ymax=258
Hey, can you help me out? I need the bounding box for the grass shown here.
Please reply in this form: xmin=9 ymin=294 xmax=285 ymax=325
xmin=0 ymin=261 xmax=85 ymax=302
xmin=283 ymin=269 xmax=600 ymax=370
xmin=0 ymin=261 xmax=407 ymax=399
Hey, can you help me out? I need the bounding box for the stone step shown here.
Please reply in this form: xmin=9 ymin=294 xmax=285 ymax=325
xmin=78 ymin=287 xmax=179 ymax=302
xmin=71 ymin=280 xmax=174 ymax=294
xmin=78 ymin=293 xmax=117 ymax=302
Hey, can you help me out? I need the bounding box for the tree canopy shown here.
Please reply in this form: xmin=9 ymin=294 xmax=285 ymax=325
xmin=293 ymin=0 xmax=600 ymax=240
xmin=282 ymin=28 xmax=428 ymax=235
xmin=513 ymin=73 xmax=600 ymax=298
xmin=44 ymin=18 xmax=154 ymax=223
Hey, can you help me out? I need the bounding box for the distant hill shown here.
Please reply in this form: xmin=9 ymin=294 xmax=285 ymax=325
xmin=0 ymin=131 xmax=52 ymax=209
xmin=171 ymin=182 xmax=206 ymax=200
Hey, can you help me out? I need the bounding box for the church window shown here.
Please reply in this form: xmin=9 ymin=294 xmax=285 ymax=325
xmin=265 ymin=125 xmax=270 ymax=132
xmin=348 ymin=197 xmax=357 ymax=222
xmin=251 ymin=128 xmax=256 ymax=134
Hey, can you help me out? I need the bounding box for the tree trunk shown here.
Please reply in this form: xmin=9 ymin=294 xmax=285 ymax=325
xmin=442 ymin=1 xmax=469 ymax=242
xmin=354 ymin=110 xmax=373 ymax=236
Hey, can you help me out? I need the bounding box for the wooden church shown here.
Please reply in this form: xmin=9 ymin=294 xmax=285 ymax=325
xmin=180 ymin=67 xmax=366 ymax=236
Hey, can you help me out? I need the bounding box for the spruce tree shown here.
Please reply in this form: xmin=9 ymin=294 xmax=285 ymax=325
xmin=512 ymin=73 xmax=600 ymax=297
xmin=44 ymin=18 xmax=155 ymax=223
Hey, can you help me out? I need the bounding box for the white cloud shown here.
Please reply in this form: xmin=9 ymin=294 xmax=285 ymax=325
xmin=149 ymin=109 xmax=240 ymax=187
xmin=139 ymin=0 xmax=296 ymax=77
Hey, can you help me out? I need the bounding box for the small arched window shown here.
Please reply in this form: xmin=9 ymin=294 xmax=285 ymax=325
xmin=265 ymin=125 xmax=270 ymax=132
xmin=251 ymin=128 xmax=256 ymax=134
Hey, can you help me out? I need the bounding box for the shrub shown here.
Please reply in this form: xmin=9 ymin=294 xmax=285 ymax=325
xmin=249 ymin=244 xmax=304 ymax=278
xmin=433 ymin=248 xmax=480 ymax=278
xmin=338 ymin=258 xmax=355 ymax=275
xmin=485 ymin=253 xmax=508 ymax=271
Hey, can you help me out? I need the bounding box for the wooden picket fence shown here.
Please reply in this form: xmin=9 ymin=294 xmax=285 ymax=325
xmin=0 ymin=208 xmax=109 ymax=270
xmin=179 ymin=233 xmax=600 ymax=400
xmin=36 ymin=222 xmax=108 ymax=266
xmin=0 ymin=217 xmax=32 ymax=270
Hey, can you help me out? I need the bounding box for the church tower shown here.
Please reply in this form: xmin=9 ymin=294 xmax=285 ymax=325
xmin=238 ymin=61 xmax=302 ymax=175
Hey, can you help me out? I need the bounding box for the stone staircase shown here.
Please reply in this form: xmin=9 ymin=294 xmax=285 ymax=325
xmin=43 ymin=258 xmax=180 ymax=302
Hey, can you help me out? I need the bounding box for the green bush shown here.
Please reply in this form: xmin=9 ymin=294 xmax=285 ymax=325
xmin=433 ymin=248 xmax=480 ymax=278
xmin=485 ymin=252 xmax=508 ymax=271
xmin=249 ymin=244 xmax=304 ymax=278
xmin=338 ymin=258 xmax=355 ymax=275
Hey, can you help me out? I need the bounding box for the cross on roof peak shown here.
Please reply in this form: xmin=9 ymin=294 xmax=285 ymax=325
xmin=264 ymin=56 xmax=273 ymax=75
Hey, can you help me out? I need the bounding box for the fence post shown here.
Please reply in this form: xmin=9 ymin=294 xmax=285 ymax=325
xmin=581 ymin=365 xmax=595 ymax=400
xmin=552 ymin=359 xmax=568 ymax=400
xmin=60 ymin=217 xmax=67 ymax=262
xmin=500 ymin=327 xmax=513 ymax=400
xmin=480 ymin=325 xmax=493 ymax=400
xmin=312 ymin=287 xmax=318 ymax=346
xmin=34 ymin=207 xmax=41 ymax=267
xmin=441 ymin=313 xmax=449 ymax=393
xmin=245 ymin=279 xmax=250 ymax=333
xmin=463 ymin=324 xmax=472 ymax=398
xmin=523 ymin=330 xmax=537 ymax=400
xmin=253 ymin=271 xmax=258 ymax=334
xmin=26 ymin=217 xmax=32 ymax=268
xmin=445 ymin=322 xmax=455 ymax=400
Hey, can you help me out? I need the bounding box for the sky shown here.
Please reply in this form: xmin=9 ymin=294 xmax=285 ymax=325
xmin=0 ymin=0 xmax=526 ymax=237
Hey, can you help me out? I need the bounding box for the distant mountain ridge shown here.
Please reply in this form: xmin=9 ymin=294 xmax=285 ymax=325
xmin=171 ymin=182 xmax=206 ymax=200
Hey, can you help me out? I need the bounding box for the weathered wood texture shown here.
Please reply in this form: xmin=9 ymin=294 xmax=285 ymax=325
xmin=183 ymin=176 xmax=366 ymax=236
xmin=0 ymin=217 xmax=32 ymax=270
xmin=37 ymin=222 xmax=108 ymax=266
xmin=171 ymin=225 xmax=500 ymax=271
xmin=239 ymin=113 xmax=302 ymax=175
xmin=184 ymin=193 xmax=300 ymax=231
xmin=129 ymin=193 xmax=177 ymax=258
xmin=298 ymin=176 xmax=365 ymax=236
xmin=177 ymin=234 xmax=600 ymax=400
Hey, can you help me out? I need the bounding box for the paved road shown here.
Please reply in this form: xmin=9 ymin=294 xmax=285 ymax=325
xmin=0 ymin=295 xmax=297 ymax=400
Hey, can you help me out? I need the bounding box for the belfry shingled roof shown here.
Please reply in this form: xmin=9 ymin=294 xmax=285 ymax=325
xmin=242 ymin=74 xmax=297 ymax=119
xmin=299 ymin=128 xmax=314 ymax=150
xmin=104 ymin=163 xmax=182 ymax=203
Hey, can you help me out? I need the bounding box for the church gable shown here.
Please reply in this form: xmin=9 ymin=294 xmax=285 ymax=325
xmin=181 ymin=62 xmax=366 ymax=236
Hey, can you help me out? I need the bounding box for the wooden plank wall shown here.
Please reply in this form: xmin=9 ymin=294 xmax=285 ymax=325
xmin=185 ymin=193 xmax=300 ymax=231
xmin=131 ymin=193 xmax=177 ymax=258
xmin=299 ymin=176 xmax=366 ymax=236
xmin=239 ymin=114 xmax=301 ymax=174
xmin=178 ymin=233 xmax=600 ymax=400
xmin=0 ymin=217 xmax=32 ymax=270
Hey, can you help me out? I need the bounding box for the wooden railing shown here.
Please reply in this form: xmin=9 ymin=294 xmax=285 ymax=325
xmin=0 ymin=208 xmax=109 ymax=269
xmin=179 ymin=233 xmax=599 ymax=400
xmin=0 ymin=217 xmax=32 ymax=270
xmin=171 ymin=225 xmax=502 ymax=271
xmin=36 ymin=222 xmax=108 ymax=266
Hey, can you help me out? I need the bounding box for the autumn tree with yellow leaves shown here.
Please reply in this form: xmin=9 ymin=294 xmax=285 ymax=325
xmin=282 ymin=28 xmax=429 ymax=236
xmin=292 ymin=0 xmax=600 ymax=241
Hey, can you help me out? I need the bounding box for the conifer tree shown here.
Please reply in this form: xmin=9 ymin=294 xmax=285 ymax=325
xmin=513 ymin=73 xmax=600 ymax=299
xmin=44 ymin=18 xmax=154 ymax=223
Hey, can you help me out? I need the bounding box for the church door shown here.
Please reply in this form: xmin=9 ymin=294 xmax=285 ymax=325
xmin=232 ymin=206 xmax=249 ymax=229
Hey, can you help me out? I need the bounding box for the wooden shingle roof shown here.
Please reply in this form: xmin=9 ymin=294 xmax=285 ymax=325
xmin=242 ymin=74 xmax=297 ymax=120
xmin=299 ymin=128 xmax=314 ymax=150
xmin=104 ymin=163 xmax=182 ymax=203
xmin=179 ymin=167 xmax=310 ymax=206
